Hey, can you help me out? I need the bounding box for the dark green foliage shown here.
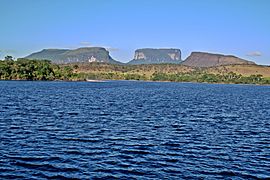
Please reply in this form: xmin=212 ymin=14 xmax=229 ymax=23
xmin=151 ymin=72 xmax=268 ymax=84
xmin=0 ymin=59 xmax=74 ymax=80
xmin=4 ymin=55 xmax=14 ymax=61
xmin=74 ymin=72 xmax=146 ymax=81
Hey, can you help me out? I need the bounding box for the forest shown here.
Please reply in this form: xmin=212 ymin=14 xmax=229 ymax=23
xmin=0 ymin=57 xmax=73 ymax=80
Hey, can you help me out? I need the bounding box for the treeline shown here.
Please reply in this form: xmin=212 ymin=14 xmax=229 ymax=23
xmin=76 ymin=71 xmax=269 ymax=84
xmin=75 ymin=72 xmax=148 ymax=81
xmin=151 ymin=72 xmax=270 ymax=84
xmin=0 ymin=58 xmax=269 ymax=84
xmin=0 ymin=58 xmax=74 ymax=80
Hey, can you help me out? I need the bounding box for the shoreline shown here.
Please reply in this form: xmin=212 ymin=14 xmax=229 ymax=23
xmin=1 ymin=79 xmax=269 ymax=86
xmin=1 ymin=60 xmax=269 ymax=86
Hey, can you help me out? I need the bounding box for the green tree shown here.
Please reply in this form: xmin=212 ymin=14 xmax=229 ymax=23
xmin=4 ymin=55 xmax=14 ymax=61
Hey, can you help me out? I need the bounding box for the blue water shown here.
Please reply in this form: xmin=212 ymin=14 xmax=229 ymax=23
xmin=0 ymin=81 xmax=269 ymax=179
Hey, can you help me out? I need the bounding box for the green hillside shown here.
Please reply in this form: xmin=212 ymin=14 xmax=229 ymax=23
xmin=25 ymin=47 xmax=120 ymax=64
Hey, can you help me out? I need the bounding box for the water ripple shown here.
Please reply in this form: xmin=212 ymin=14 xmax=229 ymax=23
xmin=0 ymin=81 xmax=269 ymax=179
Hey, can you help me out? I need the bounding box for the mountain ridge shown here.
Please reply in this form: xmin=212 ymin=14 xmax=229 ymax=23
xmin=128 ymin=48 xmax=182 ymax=64
xmin=182 ymin=52 xmax=255 ymax=67
xmin=25 ymin=47 xmax=256 ymax=67
xmin=25 ymin=47 xmax=121 ymax=64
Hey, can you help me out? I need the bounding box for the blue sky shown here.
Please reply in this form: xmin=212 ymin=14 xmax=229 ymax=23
xmin=0 ymin=0 xmax=269 ymax=64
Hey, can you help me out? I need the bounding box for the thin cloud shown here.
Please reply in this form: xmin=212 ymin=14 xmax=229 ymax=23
xmin=78 ymin=42 xmax=119 ymax=51
xmin=0 ymin=49 xmax=17 ymax=58
xmin=104 ymin=47 xmax=119 ymax=51
xmin=0 ymin=49 xmax=17 ymax=53
xmin=247 ymin=51 xmax=262 ymax=57
xmin=79 ymin=41 xmax=91 ymax=46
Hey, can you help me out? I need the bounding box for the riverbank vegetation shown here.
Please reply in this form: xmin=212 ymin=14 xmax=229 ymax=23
xmin=0 ymin=58 xmax=73 ymax=80
xmin=0 ymin=58 xmax=269 ymax=84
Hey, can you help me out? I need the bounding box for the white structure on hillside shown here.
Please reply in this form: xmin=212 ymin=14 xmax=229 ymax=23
xmin=88 ymin=56 xmax=97 ymax=62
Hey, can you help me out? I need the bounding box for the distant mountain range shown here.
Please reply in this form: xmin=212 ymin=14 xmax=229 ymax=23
xmin=25 ymin=47 xmax=256 ymax=67
xmin=128 ymin=48 xmax=182 ymax=64
xmin=25 ymin=47 xmax=120 ymax=64
xmin=182 ymin=52 xmax=255 ymax=67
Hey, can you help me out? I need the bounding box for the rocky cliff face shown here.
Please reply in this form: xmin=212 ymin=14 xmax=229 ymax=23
xmin=182 ymin=52 xmax=255 ymax=67
xmin=25 ymin=47 xmax=120 ymax=64
xmin=128 ymin=48 xmax=182 ymax=64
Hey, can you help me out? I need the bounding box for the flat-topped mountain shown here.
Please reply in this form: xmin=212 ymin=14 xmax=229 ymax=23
xmin=128 ymin=48 xmax=182 ymax=64
xmin=25 ymin=47 xmax=257 ymax=67
xmin=182 ymin=52 xmax=255 ymax=67
xmin=25 ymin=47 xmax=120 ymax=64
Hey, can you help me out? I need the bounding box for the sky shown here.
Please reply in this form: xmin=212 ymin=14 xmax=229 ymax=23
xmin=0 ymin=0 xmax=269 ymax=64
